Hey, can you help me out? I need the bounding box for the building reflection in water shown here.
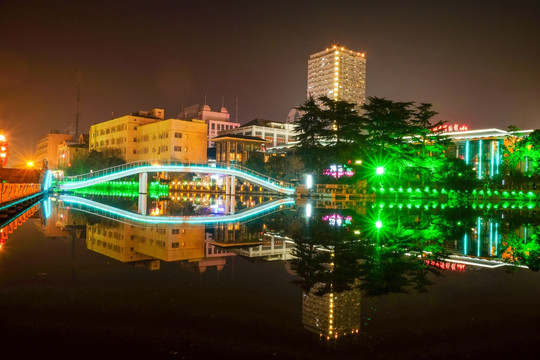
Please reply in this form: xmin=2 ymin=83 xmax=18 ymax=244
xmin=302 ymin=282 xmax=361 ymax=340
xmin=6 ymin=195 xmax=536 ymax=343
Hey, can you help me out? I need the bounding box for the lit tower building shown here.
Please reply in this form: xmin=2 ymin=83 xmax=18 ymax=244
xmin=307 ymin=45 xmax=366 ymax=107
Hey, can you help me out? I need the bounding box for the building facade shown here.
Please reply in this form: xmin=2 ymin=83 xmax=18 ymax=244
xmin=307 ymin=45 xmax=367 ymax=107
xmin=36 ymin=132 xmax=74 ymax=169
xmin=89 ymin=108 xmax=208 ymax=163
xmin=178 ymin=104 xmax=241 ymax=147
xmin=57 ymin=134 xmax=89 ymax=168
xmin=446 ymin=128 xmax=534 ymax=179
xmin=213 ymin=134 xmax=266 ymax=165
xmin=219 ymin=119 xmax=297 ymax=148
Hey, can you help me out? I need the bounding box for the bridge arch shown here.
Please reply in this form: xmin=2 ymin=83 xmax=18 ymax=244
xmin=57 ymin=161 xmax=296 ymax=195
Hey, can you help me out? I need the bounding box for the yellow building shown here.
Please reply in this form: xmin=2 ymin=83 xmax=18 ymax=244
xmin=35 ymin=131 xmax=74 ymax=169
xmin=89 ymin=108 xmax=208 ymax=163
xmin=86 ymin=222 xmax=209 ymax=270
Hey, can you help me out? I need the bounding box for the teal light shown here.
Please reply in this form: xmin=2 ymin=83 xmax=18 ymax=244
xmin=60 ymin=195 xmax=295 ymax=224
xmin=477 ymin=217 xmax=481 ymax=257
xmin=465 ymin=140 xmax=470 ymax=165
xmin=489 ymin=220 xmax=493 ymax=257
xmin=496 ymin=140 xmax=500 ymax=175
xmin=495 ymin=222 xmax=498 ymax=256
xmin=490 ymin=141 xmax=495 ymax=178
xmin=478 ymin=140 xmax=483 ymax=179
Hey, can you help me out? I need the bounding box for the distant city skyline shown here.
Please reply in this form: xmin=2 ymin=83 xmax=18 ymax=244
xmin=1 ymin=0 xmax=538 ymax=166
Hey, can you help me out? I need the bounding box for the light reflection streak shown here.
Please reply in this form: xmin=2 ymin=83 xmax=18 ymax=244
xmin=58 ymin=195 xmax=294 ymax=224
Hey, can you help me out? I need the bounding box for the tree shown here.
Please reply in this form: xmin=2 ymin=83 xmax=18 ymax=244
xmin=294 ymin=96 xmax=329 ymax=172
xmin=294 ymin=96 xmax=365 ymax=173
xmin=243 ymin=151 xmax=266 ymax=174
xmin=505 ymin=128 xmax=540 ymax=177
xmin=360 ymin=97 xmax=450 ymax=187
xmin=63 ymin=150 xmax=125 ymax=176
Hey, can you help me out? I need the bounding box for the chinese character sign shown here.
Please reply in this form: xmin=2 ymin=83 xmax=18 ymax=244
xmin=322 ymin=164 xmax=354 ymax=178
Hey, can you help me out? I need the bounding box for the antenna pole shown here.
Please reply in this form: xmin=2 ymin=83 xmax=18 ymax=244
xmin=75 ymin=71 xmax=82 ymax=138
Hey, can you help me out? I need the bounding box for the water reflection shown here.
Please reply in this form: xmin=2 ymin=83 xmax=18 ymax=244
xmin=2 ymin=195 xmax=538 ymax=346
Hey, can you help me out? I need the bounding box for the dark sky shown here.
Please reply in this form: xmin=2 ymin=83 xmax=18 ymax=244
xmin=1 ymin=0 xmax=539 ymax=165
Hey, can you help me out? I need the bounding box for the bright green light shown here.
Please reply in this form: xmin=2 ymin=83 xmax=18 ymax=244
xmin=376 ymin=166 xmax=384 ymax=175
xmin=375 ymin=220 xmax=383 ymax=229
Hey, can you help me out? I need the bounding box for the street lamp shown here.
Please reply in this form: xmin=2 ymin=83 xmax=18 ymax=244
xmin=376 ymin=166 xmax=385 ymax=175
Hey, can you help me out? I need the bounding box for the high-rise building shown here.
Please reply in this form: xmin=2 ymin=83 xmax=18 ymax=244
xmin=307 ymin=45 xmax=366 ymax=107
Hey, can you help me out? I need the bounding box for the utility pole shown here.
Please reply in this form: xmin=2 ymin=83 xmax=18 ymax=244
xmin=75 ymin=71 xmax=82 ymax=139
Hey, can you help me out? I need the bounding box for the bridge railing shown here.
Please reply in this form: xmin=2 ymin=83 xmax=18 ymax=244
xmin=59 ymin=160 xmax=294 ymax=190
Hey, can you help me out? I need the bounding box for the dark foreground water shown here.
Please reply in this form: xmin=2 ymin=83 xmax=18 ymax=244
xmin=0 ymin=196 xmax=539 ymax=359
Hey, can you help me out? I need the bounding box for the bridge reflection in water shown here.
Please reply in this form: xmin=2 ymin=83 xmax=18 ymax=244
xmin=3 ymin=194 xmax=538 ymax=343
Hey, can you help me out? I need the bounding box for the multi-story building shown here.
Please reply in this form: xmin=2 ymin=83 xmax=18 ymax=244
xmin=219 ymin=119 xmax=297 ymax=148
xmin=35 ymin=131 xmax=74 ymax=169
xmin=445 ymin=128 xmax=534 ymax=179
xmin=307 ymin=45 xmax=367 ymax=108
xmin=178 ymin=104 xmax=241 ymax=147
xmin=89 ymin=108 xmax=208 ymax=163
xmin=57 ymin=133 xmax=89 ymax=168
xmin=213 ymin=134 xmax=266 ymax=165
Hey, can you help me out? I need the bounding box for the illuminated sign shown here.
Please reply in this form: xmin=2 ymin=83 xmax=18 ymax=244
xmin=0 ymin=131 xmax=8 ymax=167
xmin=322 ymin=164 xmax=354 ymax=178
xmin=322 ymin=214 xmax=352 ymax=227
xmin=431 ymin=124 xmax=469 ymax=133
xmin=425 ymin=259 xmax=466 ymax=271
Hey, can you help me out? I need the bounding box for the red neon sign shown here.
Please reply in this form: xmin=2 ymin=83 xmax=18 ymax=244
xmin=425 ymin=259 xmax=466 ymax=271
xmin=431 ymin=124 xmax=469 ymax=133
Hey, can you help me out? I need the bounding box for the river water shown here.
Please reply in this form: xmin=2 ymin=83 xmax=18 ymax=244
xmin=0 ymin=194 xmax=539 ymax=359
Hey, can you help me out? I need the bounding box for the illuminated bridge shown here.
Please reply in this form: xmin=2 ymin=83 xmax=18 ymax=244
xmin=57 ymin=160 xmax=296 ymax=196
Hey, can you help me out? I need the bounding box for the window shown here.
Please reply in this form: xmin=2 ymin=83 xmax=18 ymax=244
xmin=172 ymin=229 xmax=180 ymax=234
xmin=175 ymin=132 xmax=182 ymax=138
xmin=174 ymin=146 xmax=182 ymax=152
xmin=171 ymin=242 xmax=179 ymax=248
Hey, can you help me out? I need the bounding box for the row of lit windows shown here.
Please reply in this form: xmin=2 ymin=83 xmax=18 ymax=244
xmin=92 ymin=124 xmax=130 ymax=137
xmin=211 ymin=123 xmax=237 ymax=131
xmin=134 ymin=146 xmax=189 ymax=154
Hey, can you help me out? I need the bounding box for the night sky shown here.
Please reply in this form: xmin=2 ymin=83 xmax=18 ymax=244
xmin=1 ymin=0 xmax=539 ymax=166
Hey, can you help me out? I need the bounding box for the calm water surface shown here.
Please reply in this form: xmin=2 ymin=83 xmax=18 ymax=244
xmin=0 ymin=195 xmax=539 ymax=359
